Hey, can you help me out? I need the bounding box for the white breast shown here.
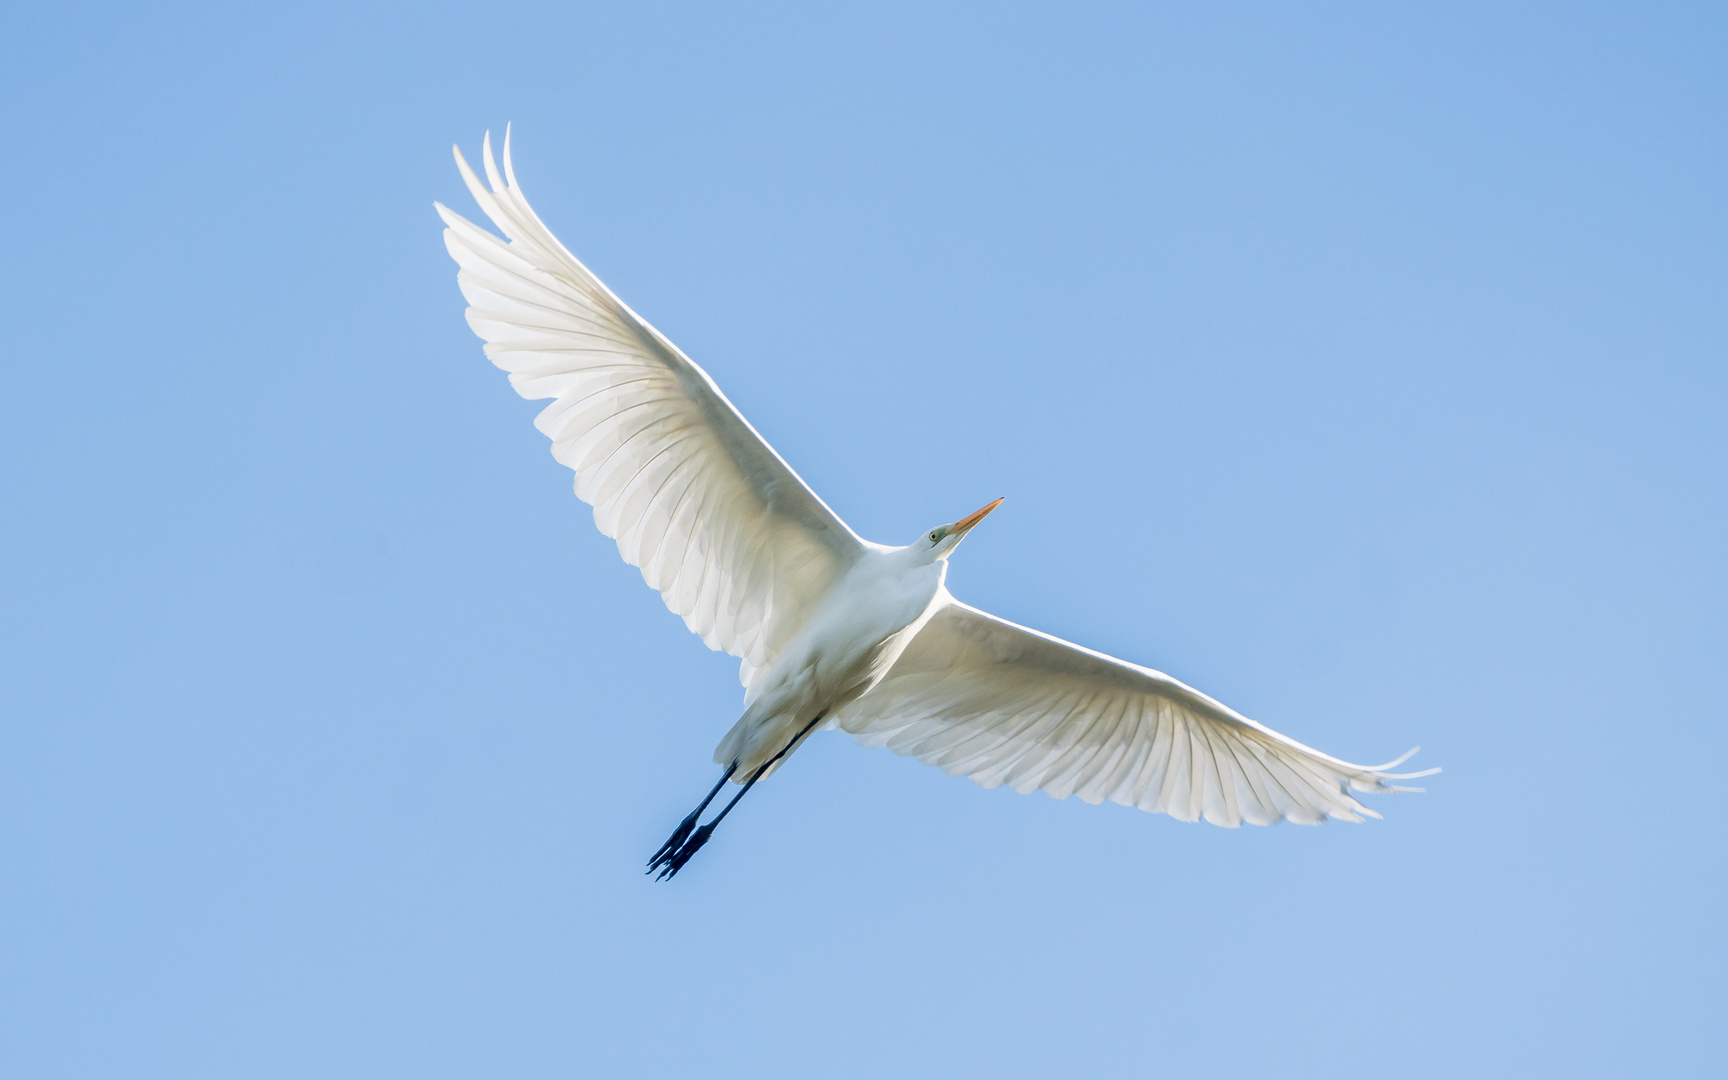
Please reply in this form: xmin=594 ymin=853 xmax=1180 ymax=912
xmin=721 ymin=551 xmax=946 ymax=772
xmin=796 ymin=552 xmax=946 ymax=699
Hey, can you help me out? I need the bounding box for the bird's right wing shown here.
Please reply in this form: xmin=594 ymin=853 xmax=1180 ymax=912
xmin=437 ymin=132 xmax=865 ymax=685
xmin=833 ymin=595 xmax=1435 ymax=825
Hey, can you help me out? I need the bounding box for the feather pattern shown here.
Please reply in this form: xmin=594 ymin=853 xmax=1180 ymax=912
xmin=835 ymin=595 xmax=1437 ymax=825
xmin=437 ymin=131 xmax=863 ymax=683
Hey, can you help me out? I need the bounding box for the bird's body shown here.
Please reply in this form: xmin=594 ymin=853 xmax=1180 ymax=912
xmin=720 ymin=537 xmax=951 ymax=778
xmin=438 ymin=130 xmax=1436 ymax=877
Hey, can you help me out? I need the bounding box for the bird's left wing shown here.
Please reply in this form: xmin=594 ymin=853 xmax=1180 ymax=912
xmin=437 ymin=132 xmax=865 ymax=683
xmin=833 ymin=595 xmax=1435 ymax=825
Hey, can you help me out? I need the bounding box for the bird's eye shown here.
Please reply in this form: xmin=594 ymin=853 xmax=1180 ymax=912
xmin=930 ymin=531 xmax=941 ymax=542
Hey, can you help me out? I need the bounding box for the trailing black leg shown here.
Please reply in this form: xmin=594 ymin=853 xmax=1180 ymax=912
xmin=653 ymin=771 xmax=759 ymax=879
xmin=654 ymin=712 xmax=826 ymax=881
xmin=646 ymin=763 xmax=735 ymax=875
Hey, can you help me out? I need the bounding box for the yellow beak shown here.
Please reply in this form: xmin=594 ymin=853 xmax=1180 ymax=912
xmin=949 ymin=497 xmax=1005 ymax=537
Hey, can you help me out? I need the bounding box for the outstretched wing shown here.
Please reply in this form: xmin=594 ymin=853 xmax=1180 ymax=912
xmin=833 ymin=594 xmax=1436 ymax=825
xmin=438 ymin=131 xmax=864 ymax=683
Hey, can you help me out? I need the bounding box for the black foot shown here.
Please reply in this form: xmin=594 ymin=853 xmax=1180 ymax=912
xmin=646 ymin=810 xmax=700 ymax=875
xmin=655 ymin=824 xmax=714 ymax=880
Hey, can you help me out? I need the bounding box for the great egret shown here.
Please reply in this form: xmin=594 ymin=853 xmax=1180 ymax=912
xmin=437 ymin=131 xmax=1436 ymax=879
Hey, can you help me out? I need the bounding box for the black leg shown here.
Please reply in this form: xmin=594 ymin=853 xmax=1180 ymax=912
xmin=646 ymin=763 xmax=736 ymax=875
xmin=654 ymin=712 xmax=826 ymax=881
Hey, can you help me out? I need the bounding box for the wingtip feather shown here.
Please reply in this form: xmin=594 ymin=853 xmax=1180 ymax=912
xmin=482 ymin=129 xmax=506 ymax=193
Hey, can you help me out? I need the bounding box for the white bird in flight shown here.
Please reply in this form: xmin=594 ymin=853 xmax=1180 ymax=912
xmin=437 ymin=130 xmax=1436 ymax=879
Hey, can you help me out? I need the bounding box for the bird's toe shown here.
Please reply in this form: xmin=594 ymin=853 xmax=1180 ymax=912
xmin=647 ymin=812 xmax=700 ymax=873
xmin=656 ymin=824 xmax=714 ymax=881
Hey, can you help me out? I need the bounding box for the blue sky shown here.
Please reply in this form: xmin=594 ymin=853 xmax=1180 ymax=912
xmin=3 ymin=2 xmax=1724 ymax=1076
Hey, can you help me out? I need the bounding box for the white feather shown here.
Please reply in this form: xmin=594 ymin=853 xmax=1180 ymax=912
xmin=440 ymin=133 xmax=1437 ymax=826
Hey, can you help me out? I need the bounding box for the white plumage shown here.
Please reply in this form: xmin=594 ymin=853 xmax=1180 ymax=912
xmin=437 ymin=130 xmax=1435 ymax=872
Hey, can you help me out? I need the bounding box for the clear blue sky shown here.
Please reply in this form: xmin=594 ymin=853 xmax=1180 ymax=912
xmin=3 ymin=2 xmax=1724 ymax=1076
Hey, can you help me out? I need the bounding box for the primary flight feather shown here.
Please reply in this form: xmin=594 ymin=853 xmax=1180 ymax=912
xmin=437 ymin=130 xmax=1436 ymax=878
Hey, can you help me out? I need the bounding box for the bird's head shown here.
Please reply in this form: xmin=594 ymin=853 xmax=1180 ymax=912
xmin=915 ymin=497 xmax=1004 ymax=563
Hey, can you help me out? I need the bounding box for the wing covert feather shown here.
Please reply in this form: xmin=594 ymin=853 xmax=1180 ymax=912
xmin=834 ymin=596 xmax=1436 ymax=826
xmin=438 ymin=131 xmax=863 ymax=680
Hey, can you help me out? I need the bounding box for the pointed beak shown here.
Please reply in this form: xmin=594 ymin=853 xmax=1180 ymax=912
xmin=949 ymin=497 xmax=1005 ymax=538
